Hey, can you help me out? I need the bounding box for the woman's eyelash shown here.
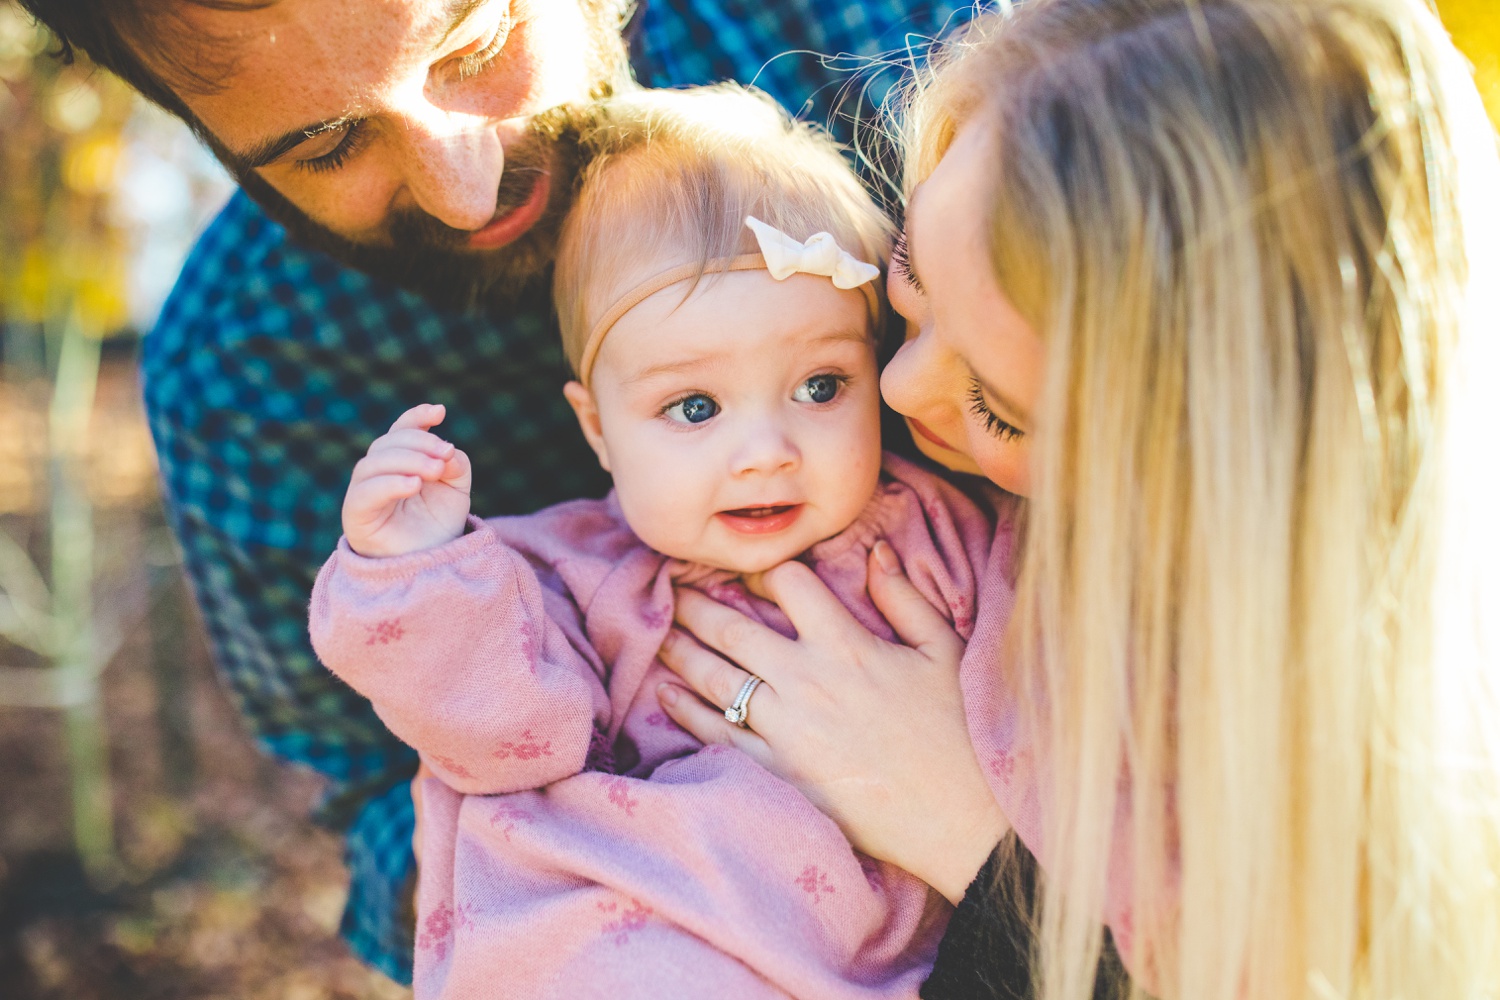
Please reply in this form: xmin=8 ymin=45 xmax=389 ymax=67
xmin=456 ymin=18 xmax=512 ymax=81
xmin=890 ymin=233 xmax=924 ymax=294
xmin=967 ymin=380 xmax=1025 ymax=441
xmin=296 ymin=120 xmax=371 ymax=175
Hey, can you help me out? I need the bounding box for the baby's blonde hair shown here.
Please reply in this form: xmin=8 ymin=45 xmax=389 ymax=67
xmin=553 ymin=83 xmax=894 ymax=375
xmin=904 ymin=1 xmax=1500 ymax=998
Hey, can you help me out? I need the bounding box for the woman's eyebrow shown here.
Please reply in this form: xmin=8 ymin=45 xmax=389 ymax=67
xmin=230 ymin=0 xmax=490 ymax=171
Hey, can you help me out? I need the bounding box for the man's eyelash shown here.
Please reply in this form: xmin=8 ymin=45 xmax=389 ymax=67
xmin=296 ymin=120 xmax=371 ymax=175
xmin=456 ymin=18 xmax=512 ymax=81
xmin=890 ymin=233 xmax=924 ymax=294
xmin=967 ymin=380 xmax=1025 ymax=441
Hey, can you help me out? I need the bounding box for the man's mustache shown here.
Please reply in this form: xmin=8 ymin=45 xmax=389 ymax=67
xmin=384 ymin=154 xmax=552 ymax=254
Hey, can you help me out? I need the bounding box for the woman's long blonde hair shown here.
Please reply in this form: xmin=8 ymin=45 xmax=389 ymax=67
xmin=904 ymin=1 xmax=1500 ymax=997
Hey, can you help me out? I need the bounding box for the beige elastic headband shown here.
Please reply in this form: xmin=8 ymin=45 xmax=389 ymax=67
xmin=575 ymin=216 xmax=882 ymax=388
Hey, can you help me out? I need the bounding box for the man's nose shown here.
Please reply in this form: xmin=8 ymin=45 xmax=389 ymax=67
xmin=730 ymin=415 xmax=801 ymax=478
xmin=397 ymin=107 xmax=505 ymax=232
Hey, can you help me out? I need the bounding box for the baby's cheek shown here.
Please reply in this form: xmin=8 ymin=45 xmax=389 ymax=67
xmin=613 ymin=464 xmax=701 ymax=559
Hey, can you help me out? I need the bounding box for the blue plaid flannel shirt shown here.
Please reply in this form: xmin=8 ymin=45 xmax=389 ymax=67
xmin=143 ymin=0 xmax=977 ymax=982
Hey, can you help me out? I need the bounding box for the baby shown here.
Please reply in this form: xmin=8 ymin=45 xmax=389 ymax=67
xmin=310 ymin=86 xmax=1010 ymax=999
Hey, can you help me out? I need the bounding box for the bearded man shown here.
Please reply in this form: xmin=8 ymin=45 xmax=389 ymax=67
xmin=20 ymin=0 xmax=974 ymax=981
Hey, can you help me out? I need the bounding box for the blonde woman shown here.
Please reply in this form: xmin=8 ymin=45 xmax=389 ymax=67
xmin=658 ymin=1 xmax=1500 ymax=998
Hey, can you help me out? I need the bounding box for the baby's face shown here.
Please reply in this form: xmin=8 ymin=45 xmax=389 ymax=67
xmin=583 ymin=270 xmax=883 ymax=573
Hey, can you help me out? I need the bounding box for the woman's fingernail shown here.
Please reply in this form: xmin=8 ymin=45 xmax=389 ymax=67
xmin=657 ymin=683 xmax=679 ymax=707
xmin=874 ymin=540 xmax=901 ymax=575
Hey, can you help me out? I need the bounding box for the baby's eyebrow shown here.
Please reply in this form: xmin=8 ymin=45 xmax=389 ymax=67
xmin=619 ymin=327 xmax=871 ymax=386
xmin=810 ymin=327 xmax=874 ymax=347
xmin=621 ymin=355 xmax=725 ymax=386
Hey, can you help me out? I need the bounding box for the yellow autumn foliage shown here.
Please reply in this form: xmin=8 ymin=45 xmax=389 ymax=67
xmin=1438 ymin=0 xmax=1500 ymax=126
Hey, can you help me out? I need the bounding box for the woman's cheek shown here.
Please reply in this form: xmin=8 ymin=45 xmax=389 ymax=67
xmin=974 ymin=439 xmax=1030 ymax=497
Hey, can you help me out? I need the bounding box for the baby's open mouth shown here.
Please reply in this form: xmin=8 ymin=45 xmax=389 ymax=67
xmin=722 ymin=504 xmax=796 ymax=518
xmin=715 ymin=504 xmax=804 ymax=535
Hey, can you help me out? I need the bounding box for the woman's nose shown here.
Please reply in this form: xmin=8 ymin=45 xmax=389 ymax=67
xmin=397 ymin=108 xmax=505 ymax=232
xmin=880 ymin=328 xmax=943 ymax=417
xmin=730 ymin=416 xmax=801 ymax=478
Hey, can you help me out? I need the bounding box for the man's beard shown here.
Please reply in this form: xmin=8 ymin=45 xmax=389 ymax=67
xmin=231 ymin=0 xmax=630 ymax=314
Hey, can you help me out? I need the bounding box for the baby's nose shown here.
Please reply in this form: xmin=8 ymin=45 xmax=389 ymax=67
xmin=730 ymin=419 xmax=801 ymax=477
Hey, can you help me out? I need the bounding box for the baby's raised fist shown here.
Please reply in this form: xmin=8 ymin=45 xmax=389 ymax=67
xmin=342 ymin=403 xmax=474 ymax=557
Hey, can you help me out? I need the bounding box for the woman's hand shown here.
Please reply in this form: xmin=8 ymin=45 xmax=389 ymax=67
xmin=657 ymin=542 xmax=1010 ymax=903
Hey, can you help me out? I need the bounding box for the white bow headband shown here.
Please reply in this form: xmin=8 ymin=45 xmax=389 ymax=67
xmin=575 ymin=216 xmax=881 ymax=388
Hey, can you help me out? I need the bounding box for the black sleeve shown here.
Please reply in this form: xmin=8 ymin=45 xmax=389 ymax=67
xmin=921 ymin=834 xmax=1130 ymax=1000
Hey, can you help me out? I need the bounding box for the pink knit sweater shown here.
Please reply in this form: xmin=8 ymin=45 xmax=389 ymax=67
xmin=310 ymin=453 xmax=1052 ymax=998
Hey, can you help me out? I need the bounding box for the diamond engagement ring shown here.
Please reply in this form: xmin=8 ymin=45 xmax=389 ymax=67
xmin=723 ymin=675 xmax=765 ymax=729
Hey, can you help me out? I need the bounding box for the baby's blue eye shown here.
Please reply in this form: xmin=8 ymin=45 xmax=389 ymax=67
xmin=665 ymin=393 xmax=720 ymax=424
xmin=794 ymin=375 xmax=843 ymax=404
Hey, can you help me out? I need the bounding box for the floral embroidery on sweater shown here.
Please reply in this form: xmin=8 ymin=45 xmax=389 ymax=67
xmin=795 ymin=865 xmax=836 ymax=903
xmin=431 ymin=754 xmax=475 ymax=780
xmin=416 ymin=901 xmax=475 ymax=960
xmin=598 ymin=898 xmax=654 ymax=945
xmin=493 ymin=730 xmax=552 ymax=760
xmin=488 ymin=802 xmax=535 ymax=841
xmin=602 ymin=776 xmax=639 ymax=817
xmin=365 ymin=618 xmax=405 ymax=645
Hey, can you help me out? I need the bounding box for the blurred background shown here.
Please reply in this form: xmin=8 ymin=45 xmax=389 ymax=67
xmin=0 ymin=1 xmax=1496 ymax=998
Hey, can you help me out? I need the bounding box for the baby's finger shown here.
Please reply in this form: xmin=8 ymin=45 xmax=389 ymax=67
xmin=388 ymin=402 xmax=446 ymax=433
xmin=353 ymin=446 xmax=453 ymax=485
xmin=655 ymin=683 xmax=773 ymax=767
xmin=441 ymin=448 xmax=473 ymax=489
xmin=343 ymin=474 xmax=422 ymax=524
xmin=368 ymin=427 xmax=457 ymax=459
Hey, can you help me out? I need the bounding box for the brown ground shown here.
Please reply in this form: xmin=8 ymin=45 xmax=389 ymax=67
xmin=0 ymin=353 xmax=410 ymax=1000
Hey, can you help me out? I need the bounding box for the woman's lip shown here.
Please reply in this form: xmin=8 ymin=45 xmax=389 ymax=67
xmin=907 ymin=418 xmax=956 ymax=452
xmin=715 ymin=504 xmax=804 ymax=535
xmin=466 ymin=171 xmax=550 ymax=249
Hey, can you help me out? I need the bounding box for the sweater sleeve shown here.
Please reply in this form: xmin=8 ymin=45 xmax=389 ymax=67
xmin=921 ymin=836 xmax=1131 ymax=1000
xmin=309 ymin=517 xmax=610 ymax=795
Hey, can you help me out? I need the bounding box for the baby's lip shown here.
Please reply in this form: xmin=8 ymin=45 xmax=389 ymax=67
xmin=715 ymin=503 xmax=805 ymax=535
xmin=718 ymin=502 xmax=800 ymax=515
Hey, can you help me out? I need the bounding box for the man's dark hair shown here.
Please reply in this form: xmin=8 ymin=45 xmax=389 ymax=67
xmin=18 ymin=0 xmax=265 ymax=147
xmin=20 ymin=0 xmax=632 ymax=310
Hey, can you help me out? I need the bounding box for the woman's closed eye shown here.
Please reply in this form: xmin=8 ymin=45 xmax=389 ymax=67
xmin=662 ymin=392 xmax=720 ymax=425
xmin=967 ymin=379 xmax=1025 ymax=441
xmin=890 ymin=232 xmax=924 ymax=295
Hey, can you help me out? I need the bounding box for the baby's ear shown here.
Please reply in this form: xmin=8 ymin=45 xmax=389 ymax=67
xmin=562 ymin=381 xmax=611 ymax=473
